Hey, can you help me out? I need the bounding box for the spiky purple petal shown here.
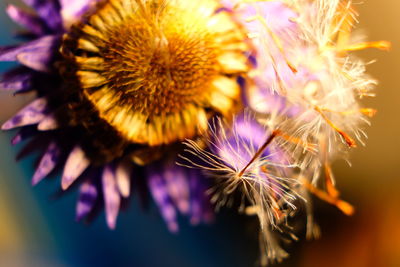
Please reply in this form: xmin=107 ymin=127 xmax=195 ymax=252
xmin=1 ymin=98 xmax=48 ymax=130
xmin=76 ymin=180 xmax=98 ymax=221
xmin=37 ymin=114 xmax=58 ymax=131
xmin=148 ymin=171 xmax=179 ymax=233
xmin=11 ymin=127 xmax=37 ymax=145
xmin=0 ymin=36 xmax=58 ymax=62
xmin=0 ymin=68 xmax=33 ymax=92
xmin=188 ymin=172 xmax=214 ymax=225
xmin=22 ymin=0 xmax=62 ymax=31
xmin=163 ymin=163 xmax=190 ymax=215
xmin=6 ymin=5 xmax=48 ymax=36
xmin=32 ymin=141 xmax=61 ymax=185
xmin=16 ymin=49 xmax=55 ymax=73
xmin=102 ymin=166 xmax=121 ymax=230
xmin=188 ymin=173 xmax=203 ymax=226
xmin=115 ymin=160 xmax=132 ymax=198
xmin=60 ymin=0 xmax=100 ymax=28
xmin=61 ymin=145 xmax=90 ymax=190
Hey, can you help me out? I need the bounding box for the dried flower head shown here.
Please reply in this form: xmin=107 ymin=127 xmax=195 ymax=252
xmin=0 ymin=0 xmax=250 ymax=230
xmin=61 ymin=0 xmax=249 ymax=147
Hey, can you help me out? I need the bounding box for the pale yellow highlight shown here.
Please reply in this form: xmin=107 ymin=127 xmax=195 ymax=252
xmin=0 ymin=181 xmax=25 ymax=252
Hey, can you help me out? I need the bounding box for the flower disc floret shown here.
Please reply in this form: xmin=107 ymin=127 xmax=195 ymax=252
xmin=62 ymin=0 xmax=249 ymax=146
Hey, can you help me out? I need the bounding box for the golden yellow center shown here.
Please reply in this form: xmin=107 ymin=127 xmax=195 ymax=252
xmin=63 ymin=0 xmax=249 ymax=146
xmin=101 ymin=22 xmax=219 ymax=115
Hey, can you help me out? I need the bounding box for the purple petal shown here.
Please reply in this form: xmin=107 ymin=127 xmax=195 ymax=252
xmin=218 ymin=0 xmax=235 ymax=10
xmin=60 ymin=0 xmax=100 ymax=28
xmin=240 ymin=1 xmax=298 ymax=34
xmin=61 ymin=145 xmax=90 ymax=190
xmin=213 ymin=114 xmax=282 ymax=171
xmin=11 ymin=127 xmax=37 ymax=145
xmin=32 ymin=141 xmax=60 ymax=185
xmin=189 ymin=173 xmax=203 ymax=225
xmin=199 ymin=186 xmax=214 ymax=223
xmin=6 ymin=5 xmax=48 ymax=35
xmin=163 ymin=163 xmax=190 ymax=215
xmin=17 ymin=51 xmax=53 ymax=73
xmin=0 ymin=36 xmax=56 ymax=61
xmin=148 ymin=171 xmax=179 ymax=233
xmin=0 ymin=68 xmax=33 ymax=92
xmin=246 ymin=86 xmax=303 ymax=117
xmin=115 ymin=160 xmax=132 ymax=198
xmin=1 ymin=98 xmax=48 ymax=130
xmin=188 ymin=170 xmax=214 ymax=225
xmin=234 ymin=114 xmax=268 ymax=148
xmin=37 ymin=114 xmax=58 ymax=131
xmin=22 ymin=0 xmax=62 ymax=31
xmin=102 ymin=166 xmax=120 ymax=230
xmin=211 ymin=116 xmax=267 ymax=170
xmin=76 ymin=180 xmax=98 ymax=221
xmin=0 ymin=35 xmax=60 ymax=72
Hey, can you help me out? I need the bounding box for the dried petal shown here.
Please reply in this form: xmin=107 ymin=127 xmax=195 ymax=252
xmin=2 ymin=98 xmax=48 ymax=130
xmin=76 ymin=180 xmax=98 ymax=221
xmin=115 ymin=160 xmax=132 ymax=198
xmin=102 ymin=166 xmax=120 ymax=229
xmin=6 ymin=5 xmax=47 ymax=35
xmin=148 ymin=171 xmax=179 ymax=233
xmin=32 ymin=141 xmax=61 ymax=185
xmin=61 ymin=146 xmax=90 ymax=190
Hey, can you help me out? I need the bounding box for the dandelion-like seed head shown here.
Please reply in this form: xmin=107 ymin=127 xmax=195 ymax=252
xmin=278 ymin=0 xmax=384 ymax=158
xmin=61 ymin=0 xmax=249 ymax=147
xmin=182 ymin=115 xmax=299 ymax=216
xmin=240 ymin=0 xmax=387 ymax=158
xmin=180 ymin=114 xmax=302 ymax=264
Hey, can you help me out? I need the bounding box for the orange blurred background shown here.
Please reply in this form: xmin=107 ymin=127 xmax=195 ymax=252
xmin=295 ymin=1 xmax=400 ymax=266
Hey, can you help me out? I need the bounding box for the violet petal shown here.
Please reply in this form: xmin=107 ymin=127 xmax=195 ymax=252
xmin=189 ymin=174 xmax=202 ymax=226
xmin=32 ymin=141 xmax=60 ymax=185
xmin=115 ymin=160 xmax=132 ymax=198
xmin=0 ymin=68 xmax=33 ymax=91
xmin=102 ymin=166 xmax=120 ymax=230
xmin=61 ymin=145 xmax=90 ymax=190
xmin=1 ymin=98 xmax=48 ymax=130
xmin=148 ymin=171 xmax=179 ymax=233
xmin=60 ymin=0 xmax=100 ymax=28
xmin=189 ymin=170 xmax=214 ymax=225
xmin=17 ymin=51 xmax=53 ymax=73
xmin=22 ymin=0 xmax=62 ymax=31
xmin=0 ymin=35 xmax=59 ymax=72
xmin=0 ymin=36 xmax=56 ymax=61
xmin=6 ymin=5 xmax=47 ymax=35
xmin=11 ymin=127 xmax=37 ymax=145
xmin=76 ymin=180 xmax=98 ymax=221
xmin=163 ymin=164 xmax=190 ymax=215
xmin=37 ymin=113 xmax=58 ymax=131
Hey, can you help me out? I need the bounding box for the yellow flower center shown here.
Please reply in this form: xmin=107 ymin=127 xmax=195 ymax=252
xmin=62 ymin=0 xmax=249 ymax=146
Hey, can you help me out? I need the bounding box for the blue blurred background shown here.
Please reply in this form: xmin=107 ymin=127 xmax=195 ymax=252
xmin=0 ymin=1 xmax=399 ymax=266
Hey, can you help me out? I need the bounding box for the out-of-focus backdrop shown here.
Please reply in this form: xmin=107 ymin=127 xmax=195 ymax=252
xmin=0 ymin=1 xmax=399 ymax=266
